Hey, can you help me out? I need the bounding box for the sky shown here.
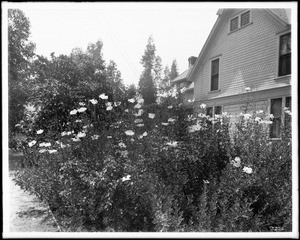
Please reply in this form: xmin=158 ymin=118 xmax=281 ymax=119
xmin=4 ymin=2 xmax=296 ymax=86
xmin=5 ymin=2 xmax=220 ymax=86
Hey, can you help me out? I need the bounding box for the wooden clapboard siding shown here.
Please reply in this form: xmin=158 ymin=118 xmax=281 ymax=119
xmin=194 ymin=9 xmax=291 ymax=103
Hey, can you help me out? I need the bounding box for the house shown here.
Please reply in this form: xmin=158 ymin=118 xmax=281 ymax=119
xmin=171 ymin=56 xmax=197 ymax=104
xmin=177 ymin=8 xmax=292 ymax=138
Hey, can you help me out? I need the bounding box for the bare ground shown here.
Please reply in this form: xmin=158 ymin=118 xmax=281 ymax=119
xmin=8 ymin=151 xmax=60 ymax=232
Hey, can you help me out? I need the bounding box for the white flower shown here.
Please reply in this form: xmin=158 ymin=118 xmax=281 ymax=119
xmin=243 ymin=166 xmax=253 ymax=174
xmin=75 ymin=119 xmax=82 ymax=123
xmin=241 ymin=113 xmax=251 ymax=120
xmin=79 ymin=102 xmax=85 ymax=106
xmin=148 ymin=113 xmax=155 ymax=119
xmin=255 ymin=117 xmax=262 ymax=122
xmin=118 ymin=142 xmax=126 ymax=148
xmin=188 ymin=99 xmax=194 ymax=103
xmin=60 ymin=143 xmax=67 ymax=148
xmin=134 ymin=109 xmax=144 ymax=117
xmin=121 ymin=174 xmax=131 ymax=182
xmin=166 ymin=141 xmax=178 ymax=147
xmin=36 ymin=129 xmax=44 ymax=134
xmin=99 ymin=93 xmax=108 ymax=100
xmin=107 ymin=136 xmax=112 ymax=139
xmin=39 ymin=149 xmax=47 ymax=153
xmin=125 ymin=109 xmax=129 ymax=112
xmin=259 ymin=120 xmax=273 ymax=125
xmin=137 ymin=98 xmax=144 ymax=104
xmin=256 ymin=110 xmax=263 ymax=114
xmin=77 ymin=132 xmax=86 ymax=138
xmin=39 ymin=142 xmax=46 ymax=147
xmin=180 ymin=87 xmax=187 ymax=93
xmin=70 ymin=109 xmax=77 ymax=115
xmin=168 ymin=118 xmax=176 ymax=123
xmin=134 ymin=103 xmax=142 ymax=109
xmin=203 ymin=180 xmax=210 ymax=184
xmin=48 ymin=149 xmax=58 ymax=154
xmin=268 ymin=114 xmax=274 ymax=119
xmin=200 ymin=103 xmax=206 ymax=109
xmin=77 ymin=107 xmax=87 ymax=113
xmin=128 ymin=98 xmax=135 ymax=103
xmin=72 ymin=137 xmax=81 ymax=142
xmin=106 ymin=106 xmax=113 ymax=111
xmin=136 ymin=124 xmax=145 ymax=127
xmin=66 ymin=131 xmax=74 ymax=136
xmin=142 ymin=131 xmax=148 ymax=137
xmin=28 ymin=140 xmax=37 ymax=147
xmin=89 ymin=99 xmax=98 ymax=105
xmin=231 ymin=157 xmax=241 ymax=167
xmin=161 ymin=122 xmax=169 ymax=126
xmin=114 ymin=101 xmax=121 ymax=107
xmin=125 ymin=130 xmax=135 ymax=136
xmin=134 ymin=118 xmax=143 ymax=124
xmin=167 ymin=105 xmax=173 ymax=109
xmin=44 ymin=142 xmax=51 ymax=147
xmin=120 ymin=150 xmax=129 ymax=157
xmin=61 ymin=131 xmax=67 ymax=136
xmin=91 ymin=135 xmax=99 ymax=140
xmin=245 ymin=87 xmax=251 ymax=92
xmin=188 ymin=124 xmax=201 ymax=133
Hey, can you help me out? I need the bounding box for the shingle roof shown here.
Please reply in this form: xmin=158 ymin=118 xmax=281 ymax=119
xmin=268 ymin=9 xmax=291 ymax=25
xmin=171 ymin=69 xmax=191 ymax=83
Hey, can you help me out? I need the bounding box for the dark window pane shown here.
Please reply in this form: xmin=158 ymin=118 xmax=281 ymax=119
xmin=206 ymin=107 xmax=213 ymax=117
xmin=211 ymin=59 xmax=219 ymax=75
xmin=279 ymin=33 xmax=291 ymax=76
xmin=270 ymin=98 xmax=282 ymax=138
xmin=285 ymin=97 xmax=291 ymax=127
xmin=230 ymin=16 xmax=239 ymax=31
xmin=211 ymin=75 xmax=219 ymax=91
xmin=286 ymin=97 xmax=291 ymax=109
xmin=215 ymin=106 xmax=222 ymax=115
xmin=241 ymin=11 xmax=250 ymax=26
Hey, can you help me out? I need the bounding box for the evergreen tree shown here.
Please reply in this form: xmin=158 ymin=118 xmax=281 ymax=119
xmin=169 ymin=59 xmax=179 ymax=81
xmin=138 ymin=36 xmax=157 ymax=105
xmin=8 ymin=9 xmax=36 ymax=134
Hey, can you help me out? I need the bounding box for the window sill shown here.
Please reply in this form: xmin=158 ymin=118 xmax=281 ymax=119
xmin=209 ymin=89 xmax=221 ymax=94
xmin=274 ymin=74 xmax=291 ymax=81
xmin=228 ymin=22 xmax=253 ymax=35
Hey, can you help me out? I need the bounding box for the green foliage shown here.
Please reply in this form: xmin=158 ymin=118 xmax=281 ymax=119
xmin=8 ymin=9 xmax=36 ymax=134
xmin=13 ymin=92 xmax=292 ymax=232
xmin=138 ymin=36 xmax=158 ymax=105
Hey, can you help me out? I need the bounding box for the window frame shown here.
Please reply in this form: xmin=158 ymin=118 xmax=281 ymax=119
xmin=278 ymin=32 xmax=291 ymax=77
xmin=269 ymin=96 xmax=291 ymax=139
xmin=228 ymin=10 xmax=252 ymax=33
xmin=210 ymin=58 xmax=220 ymax=92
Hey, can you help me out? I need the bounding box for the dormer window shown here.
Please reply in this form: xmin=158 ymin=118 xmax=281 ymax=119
xmin=230 ymin=17 xmax=239 ymax=31
xmin=229 ymin=10 xmax=251 ymax=33
xmin=240 ymin=11 xmax=250 ymax=26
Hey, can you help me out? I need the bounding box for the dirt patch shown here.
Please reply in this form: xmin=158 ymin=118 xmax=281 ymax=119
xmin=8 ymin=150 xmax=60 ymax=232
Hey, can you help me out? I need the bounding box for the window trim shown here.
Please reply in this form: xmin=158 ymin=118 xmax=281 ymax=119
xmin=228 ymin=10 xmax=252 ymax=33
xmin=278 ymin=32 xmax=291 ymax=77
xmin=268 ymin=96 xmax=291 ymax=140
xmin=210 ymin=57 xmax=220 ymax=92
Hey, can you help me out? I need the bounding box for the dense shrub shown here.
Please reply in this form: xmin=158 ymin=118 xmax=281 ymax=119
xmin=13 ymin=93 xmax=292 ymax=232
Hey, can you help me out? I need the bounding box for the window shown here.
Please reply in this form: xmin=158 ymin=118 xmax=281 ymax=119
xmin=285 ymin=97 xmax=291 ymax=126
xmin=240 ymin=11 xmax=250 ymax=26
xmin=270 ymin=98 xmax=282 ymax=138
xmin=229 ymin=10 xmax=251 ymax=32
xmin=211 ymin=59 xmax=219 ymax=91
xmin=279 ymin=33 xmax=291 ymax=76
xmin=206 ymin=107 xmax=213 ymax=117
xmin=230 ymin=17 xmax=239 ymax=31
xmin=215 ymin=106 xmax=222 ymax=115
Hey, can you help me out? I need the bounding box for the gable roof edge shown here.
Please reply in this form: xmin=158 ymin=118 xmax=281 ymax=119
xmin=264 ymin=9 xmax=291 ymax=26
xmin=187 ymin=10 xmax=222 ymax=82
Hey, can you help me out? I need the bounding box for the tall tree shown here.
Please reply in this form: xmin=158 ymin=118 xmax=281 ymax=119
xmin=8 ymin=9 xmax=36 ymax=133
xmin=138 ymin=36 xmax=157 ymax=105
xmin=169 ymin=59 xmax=179 ymax=81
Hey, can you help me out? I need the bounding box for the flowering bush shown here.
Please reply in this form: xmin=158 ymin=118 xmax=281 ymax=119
xmin=13 ymin=92 xmax=292 ymax=232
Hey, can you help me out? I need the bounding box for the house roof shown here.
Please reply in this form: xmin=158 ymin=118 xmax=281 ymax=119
xmin=187 ymin=8 xmax=291 ymax=82
xmin=267 ymin=9 xmax=291 ymax=25
xmin=171 ymin=68 xmax=190 ymax=83
xmin=185 ymin=82 xmax=194 ymax=91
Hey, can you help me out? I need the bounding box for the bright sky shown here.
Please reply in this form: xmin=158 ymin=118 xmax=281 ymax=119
xmin=5 ymin=2 xmax=220 ymax=86
xmin=4 ymin=2 xmax=297 ymax=86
